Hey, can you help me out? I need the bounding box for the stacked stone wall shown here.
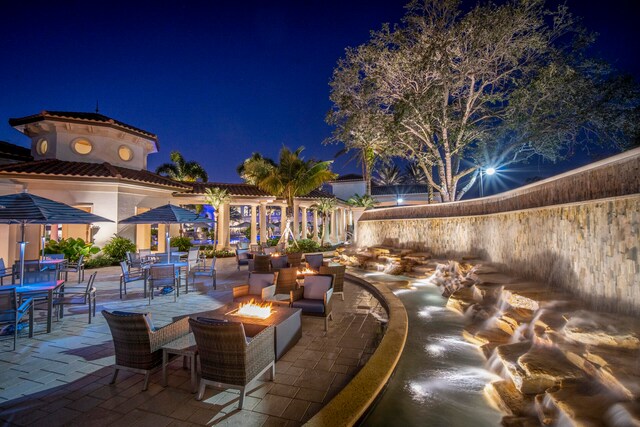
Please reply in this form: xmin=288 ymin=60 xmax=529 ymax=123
xmin=358 ymin=148 xmax=640 ymax=314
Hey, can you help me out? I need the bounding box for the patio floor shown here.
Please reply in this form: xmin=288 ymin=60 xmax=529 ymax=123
xmin=0 ymin=257 xmax=387 ymax=426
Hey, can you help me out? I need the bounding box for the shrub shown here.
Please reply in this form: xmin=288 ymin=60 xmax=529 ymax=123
xmin=170 ymin=236 xmax=192 ymax=252
xmin=286 ymin=239 xmax=321 ymax=254
xmin=44 ymin=238 xmax=100 ymax=262
xmin=102 ymin=235 xmax=137 ymax=261
xmin=201 ymin=248 xmax=235 ymax=258
xmin=266 ymin=238 xmax=280 ymax=247
xmin=84 ymin=253 xmax=118 ymax=269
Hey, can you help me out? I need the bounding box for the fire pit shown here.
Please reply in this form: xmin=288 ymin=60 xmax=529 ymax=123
xmin=229 ymin=299 xmax=274 ymax=320
xmin=297 ymin=267 xmax=317 ymax=275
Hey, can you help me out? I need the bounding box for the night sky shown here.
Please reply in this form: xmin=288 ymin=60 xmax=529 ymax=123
xmin=1 ymin=0 xmax=638 ymax=194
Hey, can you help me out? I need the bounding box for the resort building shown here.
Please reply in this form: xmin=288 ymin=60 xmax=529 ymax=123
xmin=0 ymin=111 xmax=349 ymax=266
xmin=327 ymin=174 xmax=438 ymax=206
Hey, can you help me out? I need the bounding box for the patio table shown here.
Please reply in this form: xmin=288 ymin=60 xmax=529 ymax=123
xmin=162 ymin=333 xmax=198 ymax=393
xmin=39 ymin=258 xmax=67 ymax=280
xmin=15 ymin=279 xmax=65 ymax=333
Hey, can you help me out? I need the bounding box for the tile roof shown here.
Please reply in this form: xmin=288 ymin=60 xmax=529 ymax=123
xmin=9 ymin=111 xmax=158 ymax=143
xmin=330 ymin=173 xmax=364 ymax=182
xmin=0 ymin=159 xmax=189 ymax=189
xmin=184 ymin=183 xmax=336 ymax=199
xmin=371 ymin=184 xmax=430 ymax=196
xmin=0 ymin=141 xmax=33 ymax=162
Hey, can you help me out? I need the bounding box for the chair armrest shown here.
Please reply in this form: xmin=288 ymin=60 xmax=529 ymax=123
xmin=291 ymin=287 xmax=304 ymax=302
xmin=232 ymin=284 xmax=250 ymax=298
xmin=17 ymin=297 xmax=33 ymax=314
xmin=149 ymin=316 xmax=190 ymax=352
xmin=243 ymin=323 xmax=268 ymax=338
xmin=246 ymin=325 xmax=275 ymax=363
xmin=324 ymin=288 xmax=333 ymax=304
xmin=261 ymin=284 xmax=276 ymax=300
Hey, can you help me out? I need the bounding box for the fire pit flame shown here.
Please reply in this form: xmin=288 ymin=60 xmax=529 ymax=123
xmin=235 ymin=299 xmax=273 ymax=319
xmin=298 ymin=267 xmax=317 ymax=275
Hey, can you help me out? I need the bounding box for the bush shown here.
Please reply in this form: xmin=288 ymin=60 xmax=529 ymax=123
xmin=201 ymin=248 xmax=235 ymax=258
xmin=170 ymin=236 xmax=192 ymax=252
xmin=102 ymin=235 xmax=137 ymax=261
xmin=286 ymin=239 xmax=321 ymax=254
xmin=84 ymin=253 xmax=118 ymax=269
xmin=266 ymin=238 xmax=280 ymax=247
xmin=45 ymin=238 xmax=100 ymax=262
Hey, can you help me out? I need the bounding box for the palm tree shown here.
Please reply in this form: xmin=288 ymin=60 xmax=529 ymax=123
xmin=156 ymin=151 xmax=209 ymax=182
xmin=373 ymin=163 xmax=405 ymax=186
xmin=405 ymin=163 xmax=434 ymax=202
xmin=347 ymin=193 xmax=377 ymax=209
xmin=236 ymin=153 xmax=276 ymax=185
xmin=203 ymin=187 xmax=230 ymax=249
xmin=240 ymin=146 xmax=337 ymax=246
xmin=314 ymin=198 xmax=337 ymax=245
xmin=334 ymin=145 xmax=378 ymax=195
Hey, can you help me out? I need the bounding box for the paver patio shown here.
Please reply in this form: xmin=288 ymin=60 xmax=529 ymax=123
xmin=0 ymin=257 xmax=387 ymax=426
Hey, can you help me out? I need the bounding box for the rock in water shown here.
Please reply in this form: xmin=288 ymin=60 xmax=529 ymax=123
xmin=563 ymin=310 xmax=640 ymax=350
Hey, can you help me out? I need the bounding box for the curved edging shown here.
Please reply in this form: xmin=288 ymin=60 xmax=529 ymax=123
xmin=305 ymin=270 xmax=408 ymax=427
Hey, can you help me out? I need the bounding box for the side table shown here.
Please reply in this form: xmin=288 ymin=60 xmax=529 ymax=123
xmin=162 ymin=333 xmax=198 ymax=393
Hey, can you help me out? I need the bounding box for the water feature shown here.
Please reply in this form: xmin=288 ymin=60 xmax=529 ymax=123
xmin=361 ymin=273 xmax=502 ymax=426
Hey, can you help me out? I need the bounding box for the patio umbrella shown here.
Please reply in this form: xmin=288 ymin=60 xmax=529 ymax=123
xmin=0 ymin=191 xmax=113 ymax=285
xmin=120 ymin=204 xmax=211 ymax=261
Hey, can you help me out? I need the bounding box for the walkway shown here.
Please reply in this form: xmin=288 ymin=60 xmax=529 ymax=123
xmin=0 ymin=257 xmax=387 ymax=426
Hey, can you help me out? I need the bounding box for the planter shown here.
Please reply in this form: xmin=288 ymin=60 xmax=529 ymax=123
xmin=287 ymin=252 xmax=303 ymax=267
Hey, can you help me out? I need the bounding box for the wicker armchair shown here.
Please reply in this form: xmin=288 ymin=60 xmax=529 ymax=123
xmin=319 ymin=265 xmax=346 ymax=300
xmin=291 ymin=274 xmax=334 ymax=331
xmin=304 ymin=253 xmax=324 ymax=271
xmin=252 ymin=254 xmax=271 ymax=273
xmin=232 ymin=271 xmax=278 ymax=303
xmin=236 ymin=249 xmax=250 ymax=270
xmin=189 ymin=318 xmax=275 ymax=407
xmin=270 ymin=255 xmax=289 ymax=270
xmin=102 ymin=310 xmax=190 ymax=391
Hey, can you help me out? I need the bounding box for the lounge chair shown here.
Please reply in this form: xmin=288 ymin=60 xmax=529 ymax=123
xmin=290 ymin=274 xmax=334 ymax=331
xmin=232 ymin=271 xmax=278 ymax=304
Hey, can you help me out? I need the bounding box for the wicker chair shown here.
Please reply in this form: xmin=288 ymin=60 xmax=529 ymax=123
xmin=189 ymin=257 xmax=217 ymax=289
xmin=54 ymin=272 xmax=97 ymax=324
xmin=253 ymin=254 xmax=271 ymax=273
xmin=233 ymin=271 xmax=278 ymax=303
xmin=319 ymin=265 xmax=346 ymax=301
xmin=60 ymin=254 xmax=85 ymax=283
xmin=304 ymin=253 xmax=324 ymax=271
xmin=119 ymin=261 xmax=145 ymax=299
xmin=249 ymin=244 xmax=262 ymax=254
xmin=236 ymin=249 xmax=250 ymax=270
xmin=148 ymin=264 xmax=177 ymax=303
xmin=0 ymin=287 xmax=34 ymax=350
xmin=102 ymin=310 xmax=190 ymax=391
xmin=291 ymin=274 xmax=334 ymax=331
xmin=275 ymin=267 xmax=298 ymax=295
xmin=270 ymin=255 xmax=289 ymax=270
xmin=189 ymin=318 xmax=275 ymax=406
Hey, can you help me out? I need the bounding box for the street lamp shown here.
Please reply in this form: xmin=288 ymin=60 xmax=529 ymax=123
xmin=396 ymin=197 xmax=404 ymax=206
xmin=479 ymin=167 xmax=496 ymax=197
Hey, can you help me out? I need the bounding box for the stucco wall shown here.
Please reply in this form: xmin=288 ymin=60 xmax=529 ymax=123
xmin=358 ymin=147 xmax=640 ymax=314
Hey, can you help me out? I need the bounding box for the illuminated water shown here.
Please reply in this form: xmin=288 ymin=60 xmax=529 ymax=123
xmin=362 ymin=274 xmax=502 ymax=427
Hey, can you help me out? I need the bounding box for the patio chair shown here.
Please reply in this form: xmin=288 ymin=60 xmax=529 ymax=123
xmin=189 ymin=257 xmax=217 ymax=289
xmin=236 ymin=242 xmax=250 ymax=250
xmin=319 ymin=265 xmax=346 ymax=301
xmin=270 ymin=255 xmax=289 ymax=270
xmin=148 ymin=264 xmax=177 ymax=303
xmin=249 ymin=244 xmax=262 ymax=254
xmin=119 ymin=261 xmax=145 ymax=299
xmin=0 ymin=258 xmax=14 ymax=285
xmin=22 ymin=269 xmax=57 ymax=284
xmin=189 ymin=317 xmax=275 ymax=406
xmin=232 ymin=271 xmax=278 ymax=304
xmin=263 ymin=246 xmax=277 ymax=255
xmin=265 ymin=266 xmax=297 ymax=306
xmin=236 ymin=249 xmax=250 ymax=270
xmin=126 ymin=251 xmax=147 ymax=273
xmin=304 ymin=253 xmax=324 ymax=271
xmin=60 ymin=254 xmax=85 ymax=283
xmin=291 ymin=274 xmax=334 ymax=331
xmin=102 ymin=310 xmax=190 ymax=391
xmin=139 ymin=249 xmax=157 ymax=264
xmin=54 ymin=272 xmax=97 ymax=324
xmin=41 ymin=254 xmax=65 ymax=270
xmin=253 ymin=254 xmax=271 ymax=273
xmin=0 ymin=287 xmax=34 ymax=350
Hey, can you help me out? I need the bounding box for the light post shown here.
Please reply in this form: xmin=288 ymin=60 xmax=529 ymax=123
xmin=480 ymin=167 xmax=496 ymax=197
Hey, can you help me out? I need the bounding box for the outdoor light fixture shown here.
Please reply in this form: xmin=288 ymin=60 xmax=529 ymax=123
xmin=479 ymin=166 xmax=497 ymax=197
xmin=396 ymin=197 xmax=404 ymax=206
xmin=485 ymin=167 xmax=496 ymax=176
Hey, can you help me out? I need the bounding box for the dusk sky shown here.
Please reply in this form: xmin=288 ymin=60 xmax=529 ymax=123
xmin=1 ymin=0 xmax=638 ymax=192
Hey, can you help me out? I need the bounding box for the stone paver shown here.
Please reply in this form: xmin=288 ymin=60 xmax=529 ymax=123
xmin=0 ymin=257 xmax=387 ymax=426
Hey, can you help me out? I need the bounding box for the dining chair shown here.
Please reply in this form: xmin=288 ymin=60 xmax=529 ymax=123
xmin=0 ymin=258 xmax=14 ymax=286
xmin=148 ymin=264 xmax=177 ymax=303
xmin=119 ymin=261 xmax=145 ymax=299
xmin=0 ymin=287 xmax=34 ymax=350
xmin=189 ymin=257 xmax=217 ymax=289
xmin=61 ymin=254 xmax=85 ymax=283
xmin=54 ymin=272 xmax=97 ymax=324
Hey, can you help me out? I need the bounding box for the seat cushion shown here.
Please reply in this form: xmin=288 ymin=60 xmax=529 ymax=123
xmin=249 ymin=273 xmax=275 ymax=295
xmin=303 ymin=276 xmax=331 ymax=300
xmin=291 ymin=299 xmax=325 ymax=314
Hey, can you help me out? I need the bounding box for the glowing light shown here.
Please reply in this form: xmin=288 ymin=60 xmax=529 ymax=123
xmin=397 ymin=198 xmax=404 ymax=204
xmin=297 ymin=267 xmax=316 ymax=275
xmin=234 ymin=299 xmax=273 ymax=319
xmin=485 ymin=167 xmax=496 ymax=176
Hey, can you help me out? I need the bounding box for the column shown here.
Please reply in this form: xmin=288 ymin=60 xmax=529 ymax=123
xmin=341 ymin=208 xmax=347 ymax=241
xmin=158 ymin=224 xmax=167 ymax=252
xmin=292 ymin=200 xmax=299 ymax=240
xmin=312 ymin=209 xmax=319 ymax=242
xmin=250 ymin=204 xmax=258 ymax=245
xmin=223 ymin=202 xmax=231 ymax=249
xmin=300 ymin=206 xmax=308 ymax=239
xmin=350 ymin=207 xmax=366 ymax=246
xmin=330 ymin=209 xmax=337 ymax=243
xmin=259 ymin=202 xmax=267 ymax=245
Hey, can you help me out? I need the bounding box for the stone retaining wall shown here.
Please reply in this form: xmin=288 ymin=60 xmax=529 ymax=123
xmin=358 ymin=148 xmax=640 ymax=314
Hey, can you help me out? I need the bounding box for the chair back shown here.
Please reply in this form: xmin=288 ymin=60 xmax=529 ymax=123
xmin=0 ymin=258 xmax=7 ymax=274
xmin=22 ymin=270 xmax=57 ymax=284
xmin=248 ymin=271 xmax=278 ymax=296
xmin=120 ymin=261 xmax=129 ymax=276
xmin=76 ymin=254 xmax=85 ymax=266
xmin=84 ymin=272 xmax=97 ymax=296
xmin=305 ymin=253 xmax=324 ymax=270
xmin=102 ymin=310 xmax=157 ymax=370
xmin=263 ymin=246 xmax=276 ymax=255
xmin=249 ymin=244 xmax=262 ymax=254
xmin=139 ymin=249 xmax=151 ymax=257
xmin=319 ymin=265 xmax=346 ymax=293
xmin=302 ymin=274 xmax=334 ymax=300
xmin=275 ymin=266 xmax=298 ymax=294
xmin=210 ymin=257 xmax=217 ymax=272
xmin=236 ymin=249 xmax=249 ymax=261
xmin=0 ymin=287 xmax=18 ymax=321
xmin=189 ymin=318 xmax=250 ymax=385
xmin=169 ymin=247 xmax=179 ymax=253
xmin=270 ymin=255 xmax=288 ymax=270
xmin=16 ymin=260 xmax=41 ymax=273
xmin=253 ymin=254 xmax=271 ymax=272
xmin=236 ymin=242 xmax=250 ymax=250
xmin=149 ymin=264 xmax=175 ymax=287
xmin=43 ymin=254 xmax=64 ymax=260
xmin=126 ymin=251 xmax=140 ymax=264
xmin=187 ymin=248 xmax=199 ymax=267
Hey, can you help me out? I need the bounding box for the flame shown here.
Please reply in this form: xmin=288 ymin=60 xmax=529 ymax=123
xmin=272 ymin=253 xmax=280 ymax=257
xmin=235 ymin=299 xmax=273 ymax=319
xmin=298 ymin=267 xmax=317 ymax=275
